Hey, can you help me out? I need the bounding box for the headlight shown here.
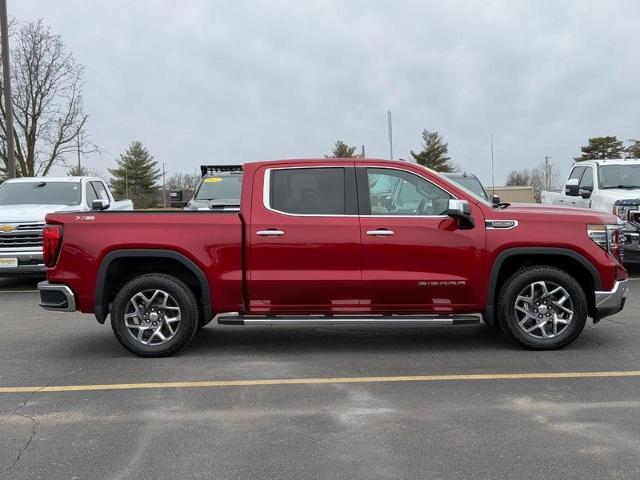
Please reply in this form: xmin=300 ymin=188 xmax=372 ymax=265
xmin=612 ymin=205 xmax=634 ymax=221
xmin=587 ymin=224 xmax=624 ymax=262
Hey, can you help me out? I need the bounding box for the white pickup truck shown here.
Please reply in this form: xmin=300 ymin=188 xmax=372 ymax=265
xmin=0 ymin=176 xmax=133 ymax=274
xmin=541 ymin=158 xmax=640 ymax=263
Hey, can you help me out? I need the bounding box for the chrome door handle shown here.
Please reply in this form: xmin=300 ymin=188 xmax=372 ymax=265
xmin=366 ymin=229 xmax=395 ymax=236
xmin=257 ymin=229 xmax=285 ymax=237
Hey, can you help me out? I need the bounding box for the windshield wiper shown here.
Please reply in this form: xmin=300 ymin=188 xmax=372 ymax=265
xmin=603 ymin=185 xmax=640 ymax=189
xmin=492 ymin=202 xmax=511 ymax=209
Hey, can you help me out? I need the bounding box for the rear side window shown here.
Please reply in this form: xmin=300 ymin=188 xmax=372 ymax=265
xmin=270 ymin=168 xmax=346 ymax=215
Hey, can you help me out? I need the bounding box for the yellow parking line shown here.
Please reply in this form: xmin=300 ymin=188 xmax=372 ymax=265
xmin=1 ymin=370 xmax=640 ymax=394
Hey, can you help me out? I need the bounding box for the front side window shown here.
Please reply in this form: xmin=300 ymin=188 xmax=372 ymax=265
xmin=366 ymin=168 xmax=452 ymax=216
xmin=91 ymin=181 xmax=110 ymax=201
xmin=270 ymin=168 xmax=346 ymax=215
xmin=86 ymin=183 xmax=99 ymax=206
xmin=569 ymin=166 xmax=586 ymax=181
xmin=579 ymin=167 xmax=593 ymax=189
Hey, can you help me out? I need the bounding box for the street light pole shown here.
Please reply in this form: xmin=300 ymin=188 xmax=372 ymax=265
xmin=0 ymin=0 xmax=16 ymax=178
xmin=162 ymin=163 xmax=166 ymax=208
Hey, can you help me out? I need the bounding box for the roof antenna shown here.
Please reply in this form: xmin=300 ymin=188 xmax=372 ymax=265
xmin=490 ymin=133 xmax=496 ymax=193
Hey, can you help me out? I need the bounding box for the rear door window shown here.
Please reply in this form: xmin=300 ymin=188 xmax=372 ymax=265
xmin=269 ymin=168 xmax=347 ymax=215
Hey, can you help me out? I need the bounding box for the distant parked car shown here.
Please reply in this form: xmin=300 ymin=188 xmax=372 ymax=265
xmin=182 ymin=165 xmax=243 ymax=211
xmin=0 ymin=176 xmax=132 ymax=274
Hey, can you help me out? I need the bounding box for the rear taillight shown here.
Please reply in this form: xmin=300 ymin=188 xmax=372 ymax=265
xmin=42 ymin=225 xmax=63 ymax=267
xmin=587 ymin=224 xmax=624 ymax=263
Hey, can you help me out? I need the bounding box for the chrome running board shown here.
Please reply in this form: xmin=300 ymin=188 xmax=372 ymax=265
xmin=216 ymin=313 xmax=481 ymax=326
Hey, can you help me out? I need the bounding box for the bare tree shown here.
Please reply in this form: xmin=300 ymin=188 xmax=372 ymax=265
xmin=167 ymin=172 xmax=199 ymax=195
xmin=0 ymin=20 xmax=96 ymax=177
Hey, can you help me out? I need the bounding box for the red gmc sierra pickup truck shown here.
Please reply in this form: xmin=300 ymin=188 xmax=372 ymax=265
xmin=38 ymin=159 xmax=629 ymax=357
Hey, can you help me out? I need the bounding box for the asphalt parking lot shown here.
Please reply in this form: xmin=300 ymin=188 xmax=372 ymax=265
xmin=1 ymin=272 xmax=640 ymax=479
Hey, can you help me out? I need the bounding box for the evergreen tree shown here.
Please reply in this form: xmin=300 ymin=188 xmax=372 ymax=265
xmin=68 ymin=165 xmax=89 ymax=176
xmin=575 ymin=136 xmax=624 ymax=161
xmin=410 ymin=130 xmax=454 ymax=172
xmin=627 ymin=139 xmax=640 ymax=159
xmin=326 ymin=140 xmax=358 ymax=158
xmin=109 ymin=141 xmax=161 ymax=208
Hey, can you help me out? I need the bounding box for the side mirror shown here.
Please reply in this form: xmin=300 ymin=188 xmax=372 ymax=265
xmin=579 ymin=186 xmax=593 ymax=199
xmin=446 ymin=199 xmax=475 ymax=229
xmin=91 ymin=199 xmax=110 ymax=211
xmin=491 ymin=195 xmax=501 ymax=204
xmin=565 ymin=178 xmax=579 ymax=197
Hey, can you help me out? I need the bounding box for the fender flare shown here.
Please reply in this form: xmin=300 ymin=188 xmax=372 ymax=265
xmin=94 ymin=249 xmax=213 ymax=324
xmin=483 ymin=247 xmax=601 ymax=325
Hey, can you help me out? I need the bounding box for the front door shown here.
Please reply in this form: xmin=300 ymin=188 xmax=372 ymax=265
xmin=358 ymin=166 xmax=485 ymax=313
xmin=247 ymin=164 xmax=361 ymax=313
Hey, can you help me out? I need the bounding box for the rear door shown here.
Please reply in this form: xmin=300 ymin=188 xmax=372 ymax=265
xmin=357 ymin=166 xmax=485 ymax=313
xmin=247 ymin=164 xmax=361 ymax=313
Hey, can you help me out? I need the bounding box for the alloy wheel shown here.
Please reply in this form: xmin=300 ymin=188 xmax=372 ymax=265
xmin=514 ymin=281 xmax=574 ymax=339
xmin=124 ymin=289 xmax=182 ymax=345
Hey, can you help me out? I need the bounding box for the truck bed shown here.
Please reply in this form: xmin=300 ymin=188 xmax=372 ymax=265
xmin=45 ymin=210 xmax=245 ymax=317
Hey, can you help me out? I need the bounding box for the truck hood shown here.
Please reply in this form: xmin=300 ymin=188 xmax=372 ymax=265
xmin=492 ymin=203 xmax=618 ymax=222
xmin=597 ymin=188 xmax=640 ymax=205
xmin=0 ymin=204 xmax=80 ymax=223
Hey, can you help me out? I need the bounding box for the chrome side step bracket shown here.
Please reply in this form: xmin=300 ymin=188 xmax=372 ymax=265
xmin=216 ymin=313 xmax=481 ymax=327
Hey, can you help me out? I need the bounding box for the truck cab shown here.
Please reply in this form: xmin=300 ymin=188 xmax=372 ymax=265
xmin=541 ymin=159 xmax=640 ymax=263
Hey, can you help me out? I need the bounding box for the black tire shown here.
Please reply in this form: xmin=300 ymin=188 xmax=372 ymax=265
xmin=111 ymin=274 xmax=199 ymax=357
xmin=497 ymin=266 xmax=588 ymax=350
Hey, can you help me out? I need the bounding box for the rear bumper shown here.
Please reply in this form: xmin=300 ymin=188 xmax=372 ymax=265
xmin=0 ymin=250 xmax=45 ymax=274
xmin=38 ymin=281 xmax=76 ymax=312
xmin=593 ymin=280 xmax=629 ymax=321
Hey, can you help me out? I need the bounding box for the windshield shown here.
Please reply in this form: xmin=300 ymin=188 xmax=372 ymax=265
xmin=195 ymin=175 xmax=243 ymax=201
xmin=0 ymin=181 xmax=82 ymax=206
xmin=599 ymin=164 xmax=640 ymax=189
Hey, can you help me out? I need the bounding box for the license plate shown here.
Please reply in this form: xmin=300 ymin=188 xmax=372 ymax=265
xmin=0 ymin=258 xmax=18 ymax=268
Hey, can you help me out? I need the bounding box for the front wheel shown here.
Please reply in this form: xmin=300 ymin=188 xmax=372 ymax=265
xmin=497 ymin=266 xmax=588 ymax=350
xmin=111 ymin=274 xmax=199 ymax=357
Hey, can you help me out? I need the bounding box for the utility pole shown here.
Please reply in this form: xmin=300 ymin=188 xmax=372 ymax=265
xmin=361 ymin=145 xmax=365 ymax=158
xmin=125 ymin=166 xmax=128 ymax=199
xmin=544 ymin=156 xmax=551 ymax=190
xmin=76 ymin=131 xmax=81 ymax=172
xmin=162 ymin=163 xmax=167 ymax=208
xmin=387 ymin=110 xmax=393 ymax=160
xmin=0 ymin=0 xmax=16 ymax=178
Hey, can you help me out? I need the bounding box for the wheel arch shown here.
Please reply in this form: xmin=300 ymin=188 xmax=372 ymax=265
xmin=95 ymin=249 xmax=213 ymax=324
xmin=484 ymin=247 xmax=600 ymax=325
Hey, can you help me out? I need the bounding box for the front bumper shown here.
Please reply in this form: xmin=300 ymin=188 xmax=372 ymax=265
xmin=622 ymin=230 xmax=640 ymax=263
xmin=38 ymin=281 xmax=77 ymax=312
xmin=593 ymin=280 xmax=629 ymax=321
xmin=0 ymin=249 xmax=45 ymax=274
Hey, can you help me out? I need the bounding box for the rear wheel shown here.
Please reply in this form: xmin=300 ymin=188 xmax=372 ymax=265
xmin=497 ymin=266 xmax=588 ymax=350
xmin=111 ymin=274 xmax=199 ymax=357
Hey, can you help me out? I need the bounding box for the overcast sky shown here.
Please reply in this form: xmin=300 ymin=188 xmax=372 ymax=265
xmin=14 ymin=0 xmax=640 ymax=184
